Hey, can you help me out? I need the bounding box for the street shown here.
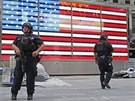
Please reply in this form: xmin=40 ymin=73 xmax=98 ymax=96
xmin=0 ymin=76 xmax=135 ymax=101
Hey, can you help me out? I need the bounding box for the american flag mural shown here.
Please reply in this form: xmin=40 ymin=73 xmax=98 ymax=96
xmin=1 ymin=0 xmax=128 ymax=60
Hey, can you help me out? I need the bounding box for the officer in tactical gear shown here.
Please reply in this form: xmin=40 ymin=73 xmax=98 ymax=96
xmin=11 ymin=22 xmax=45 ymax=100
xmin=94 ymin=34 xmax=113 ymax=89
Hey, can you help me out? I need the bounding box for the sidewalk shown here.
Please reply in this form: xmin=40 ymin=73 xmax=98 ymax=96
xmin=0 ymin=75 xmax=135 ymax=101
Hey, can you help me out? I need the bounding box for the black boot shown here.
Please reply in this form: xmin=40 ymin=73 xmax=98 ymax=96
xmin=101 ymin=85 xmax=105 ymax=89
xmin=102 ymin=81 xmax=111 ymax=89
xmin=27 ymin=94 xmax=33 ymax=100
xmin=11 ymin=94 xmax=17 ymax=100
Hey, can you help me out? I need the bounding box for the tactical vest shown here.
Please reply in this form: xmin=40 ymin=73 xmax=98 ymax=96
xmin=16 ymin=36 xmax=37 ymax=55
xmin=21 ymin=36 xmax=37 ymax=52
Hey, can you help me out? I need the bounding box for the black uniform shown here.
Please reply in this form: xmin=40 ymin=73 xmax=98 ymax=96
xmin=94 ymin=36 xmax=113 ymax=89
xmin=11 ymin=34 xmax=43 ymax=95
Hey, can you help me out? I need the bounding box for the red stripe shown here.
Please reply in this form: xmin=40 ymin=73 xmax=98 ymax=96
xmin=60 ymin=29 xmax=127 ymax=36
xmin=108 ymin=40 xmax=128 ymax=44
xmin=102 ymin=31 xmax=127 ymax=36
xmin=60 ymin=10 xmax=126 ymax=21
xmin=60 ymin=1 xmax=71 ymax=7
xmin=72 ymin=11 xmax=100 ymax=18
xmin=72 ymin=3 xmax=100 ymax=9
xmin=102 ymin=14 xmax=126 ymax=21
xmin=72 ymin=56 xmax=95 ymax=60
xmin=72 ymin=56 xmax=128 ymax=60
xmin=2 ymin=35 xmax=16 ymax=39
xmin=41 ymin=36 xmax=71 ymax=42
xmin=60 ymin=2 xmax=101 ymax=9
xmin=1 ymin=45 xmax=12 ymax=49
xmin=41 ymin=56 xmax=72 ymax=60
xmin=1 ymin=55 xmax=11 ymax=59
xmin=73 ymin=11 xmax=100 ymax=18
xmin=60 ymin=10 xmax=100 ymax=18
xmin=73 ymin=38 xmax=98 ymax=43
xmin=60 ymin=29 xmax=101 ymax=35
xmin=73 ymin=47 xmax=128 ymax=53
xmin=60 ymin=28 xmax=72 ymax=33
xmin=73 ymin=47 xmax=94 ymax=51
xmin=114 ymin=48 xmax=128 ymax=52
xmin=1 ymin=45 xmax=128 ymax=53
xmin=73 ymin=38 xmax=127 ymax=44
xmin=103 ymin=23 xmax=127 ymax=29
xmin=102 ymin=6 xmax=126 ymax=13
xmin=113 ymin=56 xmax=128 ymax=60
xmin=44 ymin=46 xmax=71 ymax=51
xmin=60 ymin=10 xmax=71 ymax=15
xmin=0 ymin=55 xmax=128 ymax=60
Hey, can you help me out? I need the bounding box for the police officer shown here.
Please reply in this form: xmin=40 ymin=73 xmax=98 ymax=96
xmin=11 ymin=22 xmax=45 ymax=100
xmin=94 ymin=34 xmax=113 ymax=89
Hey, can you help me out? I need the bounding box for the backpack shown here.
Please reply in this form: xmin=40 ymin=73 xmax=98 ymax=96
xmin=96 ymin=41 xmax=108 ymax=53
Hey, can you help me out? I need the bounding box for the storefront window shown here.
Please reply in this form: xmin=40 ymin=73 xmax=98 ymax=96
xmin=125 ymin=0 xmax=130 ymax=4
xmin=113 ymin=0 xmax=118 ymax=3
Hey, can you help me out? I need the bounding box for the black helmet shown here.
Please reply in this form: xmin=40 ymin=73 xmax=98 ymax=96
xmin=22 ymin=22 xmax=33 ymax=33
xmin=100 ymin=34 xmax=108 ymax=41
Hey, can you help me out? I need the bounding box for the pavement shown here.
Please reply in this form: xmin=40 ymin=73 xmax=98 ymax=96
xmin=0 ymin=75 xmax=135 ymax=101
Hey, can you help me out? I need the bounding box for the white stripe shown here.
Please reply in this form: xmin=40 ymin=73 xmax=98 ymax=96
xmin=72 ymin=24 xmax=126 ymax=32
xmin=44 ymin=42 xmax=71 ymax=46
xmin=60 ymin=6 xmax=71 ymax=10
xmin=72 ymin=7 xmax=100 ymax=13
xmin=59 ymin=15 xmax=71 ymax=19
xmin=2 ymin=30 xmax=127 ymax=40
xmin=112 ymin=44 xmax=127 ymax=48
xmin=59 ymin=24 xmax=101 ymax=30
xmin=102 ymin=27 xmax=127 ymax=32
xmin=72 ymin=25 xmax=100 ymax=30
xmin=73 ymin=43 xmax=95 ymax=47
xmin=1 ymin=50 xmax=15 ymax=54
xmin=102 ymin=19 xmax=126 ymax=24
xmin=72 ymin=16 xmax=126 ymax=24
xmin=2 ymin=40 xmax=13 ymax=44
xmin=102 ymin=11 xmax=126 ymax=16
xmin=73 ymin=34 xmax=100 ymax=38
xmin=2 ymin=30 xmax=71 ymax=37
xmin=73 ymin=34 xmax=127 ymax=40
xmin=72 ymin=16 xmax=100 ymax=22
xmin=59 ymin=24 xmax=71 ymax=28
xmin=73 ymin=43 xmax=127 ymax=48
xmin=108 ymin=36 xmax=127 ymax=40
xmin=73 ymin=52 xmax=94 ymax=56
xmin=113 ymin=53 xmax=128 ymax=56
xmin=2 ymin=30 xmax=38 ymax=35
xmin=73 ymin=52 xmax=128 ymax=56
xmin=1 ymin=50 xmax=128 ymax=56
xmin=1 ymin=40 xmax=127 ymax=48
xmin=40 ymin=51 xmax=71 ymax=55
xmin=2 ymin=40 xmax=72 ymax=46
xmin=40 ymin=32 xmax=71 ymax=37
